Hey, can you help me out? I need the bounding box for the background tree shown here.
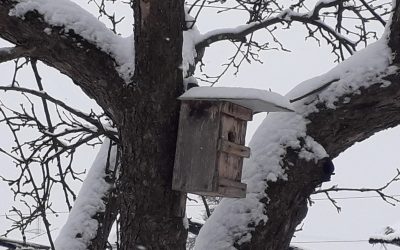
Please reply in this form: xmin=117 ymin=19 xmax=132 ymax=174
xmin=0 ymin=0 xmax=399 ymax=249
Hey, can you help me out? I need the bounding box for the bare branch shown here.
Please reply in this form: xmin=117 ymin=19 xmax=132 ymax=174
xmin=195 ymin=3 xmax=356 ymax=54
xmin=359 ymin=0 xmax=387 ymax=26
xmin=314 ymin=169 xmax=400 ymax=207
xmin=0 ymin=85 xmax=118 ymax=141
xmin=200 ymin=196 xmax=211 ymax=218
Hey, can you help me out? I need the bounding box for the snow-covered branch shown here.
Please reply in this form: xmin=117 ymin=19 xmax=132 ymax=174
xmin=0 ymin=0 xmax=129 ymax=118
xmin=195 ymin=1 xmax=356 ymax=52
xmin=370 ymin=224 xmax=400 ymax=247
xmin=196 ymin=4 xmax=399 ymax=247
xmin=55 ymin=139 xmax=119 ymax=250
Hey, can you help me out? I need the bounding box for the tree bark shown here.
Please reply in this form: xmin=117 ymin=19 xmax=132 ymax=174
xmin=116 ymin=0 xmax=187 ymax=249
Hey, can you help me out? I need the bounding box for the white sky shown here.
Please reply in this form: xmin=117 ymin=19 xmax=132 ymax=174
xmin=0 ymin=1 xmax=399 ymax=250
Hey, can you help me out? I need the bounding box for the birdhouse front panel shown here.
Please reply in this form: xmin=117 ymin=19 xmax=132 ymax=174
xmin=172 ymin=100 xmax=253 ymax=198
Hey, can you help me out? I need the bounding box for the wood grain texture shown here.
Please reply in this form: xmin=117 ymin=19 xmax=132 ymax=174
xmin=173 ymin=101 xmax=249 ymax=198
xmin=173 ymin=101 xmax=220 ymax=193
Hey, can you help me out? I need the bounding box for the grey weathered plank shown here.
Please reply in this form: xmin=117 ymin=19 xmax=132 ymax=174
xmin=218 ymin=177 xmax=246 ymax=198
xmin=218 ymin=138 xmax=250 ymax=158
xmin=172 ymin=101 xmax=220 ymax=193
xmin=220 ymin=101 xmax=253 ymax=121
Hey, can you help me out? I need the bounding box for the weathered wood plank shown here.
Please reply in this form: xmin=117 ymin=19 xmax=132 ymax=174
xmin=218 ymin=138 xmax=250 ymax=158
xmin=217 ymin=151 xmax=242 ymax=181
xmin=220 ymin=101 xmax=253 ymax=121
xmin=218 ymin=178 xmax=246 ymax=198
xmin=172 ymin=101 xmax=220 ymax=193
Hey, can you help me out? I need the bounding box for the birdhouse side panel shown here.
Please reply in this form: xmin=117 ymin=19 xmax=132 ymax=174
xmin=217 ymin=151 xmax=243 ymax=181
xmin=215 ymin=104 xmax=250 ymax=198
xmin=172 ymin=101 xmax=221 ymax=193
xmin=217 ymin=178 xmax=247 ymax=198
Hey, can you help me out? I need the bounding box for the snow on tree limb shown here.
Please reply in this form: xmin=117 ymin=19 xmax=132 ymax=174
xmin=195 ymin=12 xmax=395 ymax=249
xmin=195 ymin=112 xmax=328 ymax=249
xmin=9 ymin=0 xmax=135 ymax=82
xmin=370 ymin=224 xmax=400 ymax=247
xmin=0 ymin=0 xmax=127 ymax=117
xmin=55 ymin=139 xmax=118 ymax=250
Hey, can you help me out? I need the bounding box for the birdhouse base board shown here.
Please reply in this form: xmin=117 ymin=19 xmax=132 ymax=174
xmin=185 ymin=179 xmax=246 ymax=198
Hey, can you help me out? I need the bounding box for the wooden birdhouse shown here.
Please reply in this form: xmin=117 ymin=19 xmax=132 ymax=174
xmin=172 ymin=87 xmax=293 ymax=198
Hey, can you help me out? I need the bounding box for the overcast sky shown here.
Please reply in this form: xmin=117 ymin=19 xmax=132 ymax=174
xmin=1 ymin=1 xmax=399 ymax=250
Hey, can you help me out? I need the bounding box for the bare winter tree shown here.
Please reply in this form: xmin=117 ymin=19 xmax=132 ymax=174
xmin=0 ymin=0 xmax=399 ymax=249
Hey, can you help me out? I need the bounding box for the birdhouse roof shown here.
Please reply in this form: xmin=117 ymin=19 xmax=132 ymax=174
xmin=178 ymin=87 xmax=294 ymax=113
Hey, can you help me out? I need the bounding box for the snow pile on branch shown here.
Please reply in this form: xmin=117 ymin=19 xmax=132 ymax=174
xmin=55 ymin=139 xmax=117 ymax=250
xmin=10 ymin=0 xmax=134 ymax=82
xmin=370 ymin=223 xmax=400 ymax=246
xmin=287 ymin=38 xmax=392 ymax=110
xmin=194 ymin=110 xmax=327 ymax=249
xmin=195 ymin=35 xmax=393 ymax=250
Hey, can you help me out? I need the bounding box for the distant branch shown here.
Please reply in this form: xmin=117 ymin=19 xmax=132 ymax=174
xmin=195 ymin=1 xmax=356 ymax=54
xmin=0 ymin=85 xmax=118 ymax=141
xmin=313 ymin=169 xmax=400 ymax=211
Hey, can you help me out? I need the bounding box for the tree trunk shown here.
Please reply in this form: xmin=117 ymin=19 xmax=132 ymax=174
xmin=116 ymin=0 xmax=187 ymax=249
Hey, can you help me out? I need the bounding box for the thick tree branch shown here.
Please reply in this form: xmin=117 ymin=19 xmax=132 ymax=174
xmin=199 ymin=2 xmax=400 ymax=247
xmin=0 ymin=1 xmax=126 ymax=120
xmin=230 ymin=66 xmax=400 ymax=250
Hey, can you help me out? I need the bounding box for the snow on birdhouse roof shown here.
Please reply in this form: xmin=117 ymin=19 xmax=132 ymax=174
xmin=178 ymin=87 xmax=294 ymax=113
